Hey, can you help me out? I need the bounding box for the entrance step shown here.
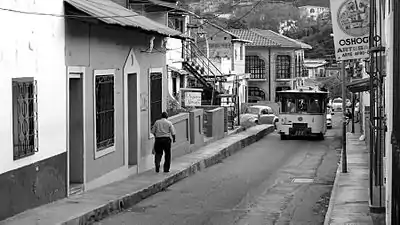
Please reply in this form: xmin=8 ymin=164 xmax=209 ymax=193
xmin=69 ymin=183 xmax=83 ymax=196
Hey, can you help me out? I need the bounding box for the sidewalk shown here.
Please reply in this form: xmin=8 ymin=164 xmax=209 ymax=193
xmin=324 ymin=132 xmax=374 ymax=225
xmin=1 ymin=125 xmax=274 ymax=225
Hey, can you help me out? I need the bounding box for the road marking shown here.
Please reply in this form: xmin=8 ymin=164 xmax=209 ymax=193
xmin=291 ymin=178 xmax=314 ymax=183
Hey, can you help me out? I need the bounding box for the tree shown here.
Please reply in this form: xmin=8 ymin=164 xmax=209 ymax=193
xmin=230 ymin=3 xmax=301 ymax=32
xmin=283 ymin=12 xmax=335 ymax=59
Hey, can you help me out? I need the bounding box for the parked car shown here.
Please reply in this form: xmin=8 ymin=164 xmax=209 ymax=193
xmin=332 ymin=98 xmax=343 ymax=111
xmin=239 ymin=105 xmax=279 ymax=128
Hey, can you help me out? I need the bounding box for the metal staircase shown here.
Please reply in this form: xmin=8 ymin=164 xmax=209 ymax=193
xmin=182 ymin=41 xmax=227 ymax=105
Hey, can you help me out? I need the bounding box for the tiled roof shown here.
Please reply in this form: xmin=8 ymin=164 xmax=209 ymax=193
xmin=229 ymin=29 xmax=312 ymax=49
xmin=64 ymin=0 xmax=187 ymax=39
xmin=229 ymin=29 xmax=280 ymax=47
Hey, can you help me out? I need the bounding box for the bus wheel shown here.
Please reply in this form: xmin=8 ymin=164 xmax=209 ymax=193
xmin=318 ymin=133 xmax=325 ymax=140
xmin=280 ymin=134 xmax=287 ymax=140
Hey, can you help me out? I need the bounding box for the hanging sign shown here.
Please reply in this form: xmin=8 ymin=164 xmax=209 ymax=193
xmin=330 ymin=0 xmax=370 ymax=61
xmin=184 ymin=92 xmax=202 ymax=106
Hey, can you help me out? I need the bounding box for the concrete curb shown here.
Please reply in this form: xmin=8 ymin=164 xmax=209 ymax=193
xmin=66 ymin=125 xmax=274 ymax=225
xmin=324 ymin=133 xmax=349 ymax=225
xmin=323 ymin=156 xmax=341 ymax=225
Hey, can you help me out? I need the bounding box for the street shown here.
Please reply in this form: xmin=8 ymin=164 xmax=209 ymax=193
xmin=95 ymin=114 xmax=342 ymax=225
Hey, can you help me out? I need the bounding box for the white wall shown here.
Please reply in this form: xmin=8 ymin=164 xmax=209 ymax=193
xmin=0 ymin=0 xmax=66 ymax=173
xmin=233 ymin=42 xmax=245 ymax=74
xmin=166 ymin=38 xmax=184 ymax=69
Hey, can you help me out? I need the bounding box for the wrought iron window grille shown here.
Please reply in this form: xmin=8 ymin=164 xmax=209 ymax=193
xmin=95 ymin=75 xmax=115 ymax=151
xmin=276 ymin=55 xmax=291 ymax=79
xmin=12 ymin=78 xmax=38 ymax=160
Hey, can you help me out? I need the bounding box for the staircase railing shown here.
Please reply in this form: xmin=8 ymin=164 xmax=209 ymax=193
xmin=183 ymin=41 xmax=227 ymax=87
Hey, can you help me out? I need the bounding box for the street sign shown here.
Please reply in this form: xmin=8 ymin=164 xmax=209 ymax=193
xmin=330 ymin=0 xmax=370 ymax=61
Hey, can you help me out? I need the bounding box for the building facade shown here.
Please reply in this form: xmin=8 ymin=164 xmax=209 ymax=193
xmin=0 ymin=0 xmax=67 ymax=220
xmin=230 ymin=29 xmax=311 ymax=102
xmin=298 ymin=5 xmax=330 ymax=20
xmin=303 ymin=59 xmax=328 ymax=78
xmin=64 ymin=0 xmax=185 ymax=195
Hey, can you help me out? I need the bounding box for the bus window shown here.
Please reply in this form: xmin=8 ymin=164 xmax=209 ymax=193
xmin=281 ymin=98 xmax=297 ymax=113
xmin=308 ymin=99 xmax=321 ymax=113
xmin=297 ymin=99 xmax=308 ymax=113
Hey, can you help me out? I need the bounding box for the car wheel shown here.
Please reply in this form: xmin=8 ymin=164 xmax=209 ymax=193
xmin=280 ymin=134 xmax=286 ymax=140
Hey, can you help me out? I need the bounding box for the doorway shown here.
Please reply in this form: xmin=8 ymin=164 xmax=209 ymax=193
xmin=128 ymin=73 xmax=138 ymax=166
xmin=69 ymin=75 xmax=84 ymax=195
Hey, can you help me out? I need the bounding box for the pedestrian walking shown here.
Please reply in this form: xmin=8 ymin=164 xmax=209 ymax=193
xmin=151 ymin=112 xmax=176 ymax=173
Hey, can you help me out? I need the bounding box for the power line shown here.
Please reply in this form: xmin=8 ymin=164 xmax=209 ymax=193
xmin=0 ymin=6 xmax=143 ymax=18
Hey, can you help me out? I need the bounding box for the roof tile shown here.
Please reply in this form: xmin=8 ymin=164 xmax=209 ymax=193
xmin=229 ymin=29 xmax=311 ymax=49
xmin=64 ymin=0 xmax=186 ymax=39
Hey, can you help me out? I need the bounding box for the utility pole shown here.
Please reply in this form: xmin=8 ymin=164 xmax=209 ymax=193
xmin=341 ymin=61 xmax=348 ymax=173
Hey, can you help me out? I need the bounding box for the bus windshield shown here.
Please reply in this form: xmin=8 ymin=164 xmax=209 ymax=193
xmin=278 ymin=93 xmax=327 ymax=114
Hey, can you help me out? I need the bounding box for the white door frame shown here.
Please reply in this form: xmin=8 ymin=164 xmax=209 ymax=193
xmin=123 ymin=49 xmax=141 ymax=174
xmin=66 ymin=66 xmax=87 ymax=195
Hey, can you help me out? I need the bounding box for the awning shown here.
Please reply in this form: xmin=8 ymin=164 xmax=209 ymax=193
xmin=64 ymin=0 xmax=188 ymax=39
xmin=347 ymin=78 xmax=370 ymax=93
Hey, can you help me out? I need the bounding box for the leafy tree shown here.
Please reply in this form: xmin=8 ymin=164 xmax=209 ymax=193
xmin=283 ymin=12 xmax=335 ymax=59
xmin=227 ymin=3 xmax=301 ymax=32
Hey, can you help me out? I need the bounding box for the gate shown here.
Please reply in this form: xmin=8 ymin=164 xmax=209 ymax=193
xmin=392 ymin=0 xmax=400 ymax=223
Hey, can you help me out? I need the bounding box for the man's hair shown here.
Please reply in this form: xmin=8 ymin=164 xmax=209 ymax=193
xmin=161 ymin=112 xmax=168 ymax=119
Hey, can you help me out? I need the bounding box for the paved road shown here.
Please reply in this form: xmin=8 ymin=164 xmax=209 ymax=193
xmin=96 ymin=114 xmax=342 ymax=225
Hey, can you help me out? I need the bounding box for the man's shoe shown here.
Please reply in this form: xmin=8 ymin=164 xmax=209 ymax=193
xmin=164 ymin=170 xmax=170 ymax=173
xmin=155 ymin=168 xmax=160 ymax=173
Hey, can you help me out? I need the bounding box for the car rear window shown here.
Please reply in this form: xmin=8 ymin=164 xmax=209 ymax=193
xmin=333 ymin=99 xmax=342 ymax=103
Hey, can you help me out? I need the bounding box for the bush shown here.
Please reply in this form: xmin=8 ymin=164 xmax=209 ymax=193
xmin=166 ymin=98 xmax=195 ymax=117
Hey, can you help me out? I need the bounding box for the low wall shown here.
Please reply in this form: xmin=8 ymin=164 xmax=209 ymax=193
xmin=169 ymin=113 xmax=191 ymax=159
xmin=204 ymin=107 xmax=225 ymax=140
xmin=197 ymin=105 xmax=228 ymax=132
xmin=189 ymin=109 xmax=204 ymax=149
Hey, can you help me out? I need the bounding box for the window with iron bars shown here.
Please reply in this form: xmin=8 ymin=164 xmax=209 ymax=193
xmin=12 ymin=78 xmax=38 ymax=160
xmin=245 ymin=55 xmax=266 ymax=79
xmin=276 ymin=55 xmax=291 ymax=79
xmin=95 ymin=74 xmax=115 ymax=152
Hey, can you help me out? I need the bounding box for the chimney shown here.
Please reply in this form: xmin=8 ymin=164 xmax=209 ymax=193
xmin=110 ymin=0 xmax=127 ymax=8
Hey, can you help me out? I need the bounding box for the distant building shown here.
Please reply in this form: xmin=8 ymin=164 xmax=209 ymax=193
xmin=303 ymin=59 xmax=329 ymax=78
xmin=230 ymin=29 xmax=312 ymax=102
xmin=298 ymin=5 xmax=330 ymax=20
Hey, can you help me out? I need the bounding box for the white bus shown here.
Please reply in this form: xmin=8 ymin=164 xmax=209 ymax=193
xmin=276 ymin=87 xmax=329 ymax=140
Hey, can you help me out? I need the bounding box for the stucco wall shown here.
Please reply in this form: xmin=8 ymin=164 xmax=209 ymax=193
xmin=65 ymin=20 xmax=168 ymax=183
xmin=169 ymin=113 xmax=191 ymax=159
xmin=0 ymin=0 xmax=67 ymax=173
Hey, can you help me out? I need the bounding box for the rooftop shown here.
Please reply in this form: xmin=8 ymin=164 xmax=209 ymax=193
xmin=64 ymin=0 xmax=187 ymax=39
xmin=229 ymin=29 xmax=312 ymax=49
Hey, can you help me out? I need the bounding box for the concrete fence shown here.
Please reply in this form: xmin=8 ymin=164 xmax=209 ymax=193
xmin=189 ymin=109 xmax=205 ymax=149
xmin=204 ymin=107 xmax=225 ymax=140
xmin=169 ymin=109 xmax=207 ymax=159
xmin=197 ymin=105 xmax=229 ymax=133
xmin=169 ymin=113 xmax=191 ymax=159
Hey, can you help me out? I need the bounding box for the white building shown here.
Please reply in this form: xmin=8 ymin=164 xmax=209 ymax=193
xmin=298 ymin=5 xmax=330 ymax=20
xmin=0 ymin=0 xmax=67 ymax=220
xmin=303 ymin=59 xmax=328 ymax=78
